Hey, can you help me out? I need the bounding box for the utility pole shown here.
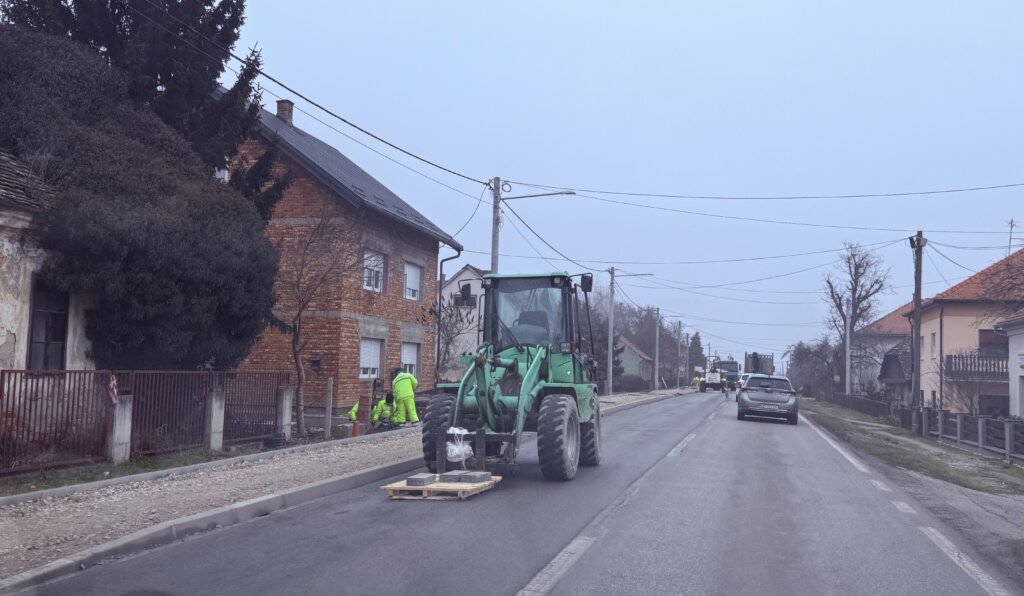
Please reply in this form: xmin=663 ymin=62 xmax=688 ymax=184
xmin=489 ymin=177 xmax=501 ymax=273
xmin=653 ymin=308 xmax=660 ymax=391
xmin=683 ymin=333 xmax=690 ymax=388
xmin=910 ymin=231 xmax=926 ymax=408
xmin=844 ymin=296 xmax=852 ymax=395
xmin=676 ymin=321 xmax=682 ymax=389
xmin=606 ymin=267 xmax=615 ymax=396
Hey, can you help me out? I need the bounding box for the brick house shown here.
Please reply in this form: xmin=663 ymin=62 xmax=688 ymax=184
xmin=233 ymin=100 xmax=462 ymax=414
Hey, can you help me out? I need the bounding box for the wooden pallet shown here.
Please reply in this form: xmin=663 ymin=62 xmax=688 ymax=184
xmin=382 ymin=475 xmax=502 ymax=501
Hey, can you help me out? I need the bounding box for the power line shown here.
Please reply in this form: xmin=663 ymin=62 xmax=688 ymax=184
xmin=509 ymin=180 xmax=1024 ymax=202
xmin=450 ymin=186 xmax=489 ymax=238
xmin=501 ymin=207 xmax=562 ymax=270
xmin=929 ymin=245 xmax=977 ymax=273
xmin=500 ymin=201 xmax=598 ymax=271
xmin=616 ymin=281 xmax=821 ymax=305
xmin=132 ymin=0 xmax=487 ymax=186
xmin=925 ymin=249 xmax=951 ymax=286
xmin=614 ymin=280 xmax=642 ymax=309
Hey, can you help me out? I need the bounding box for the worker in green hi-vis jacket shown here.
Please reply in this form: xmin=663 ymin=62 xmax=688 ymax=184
xmin=391 ymin=367 xmax=420 ymax=426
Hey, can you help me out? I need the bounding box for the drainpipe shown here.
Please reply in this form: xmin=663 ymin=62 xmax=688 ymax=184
xmin=939 ymin=305 xmax=944 ymax=411
xmin=436 ymin=246 xmax=462 ymax=384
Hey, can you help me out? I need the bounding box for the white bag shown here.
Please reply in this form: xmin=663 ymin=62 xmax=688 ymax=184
xmin=445 ymin=427 xmax=474 ymax=465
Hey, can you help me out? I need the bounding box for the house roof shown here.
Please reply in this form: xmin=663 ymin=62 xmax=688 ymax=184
xmin=858 ymin=302 xmax=912 ymax=336
xmin=617 ymin=335 xmax=652 ymax=361
xmin=0 ymin=150 xmax=52 ymax=213
xmin=442 ymin=263 xmax=489 ymax=291
xmin=927 ymin=247 xmax=1024 ymax=303
xmin=256 ymin=107 xmax=463 ymax=251
xmin=878 ymin=338 xmax=913 ymax=384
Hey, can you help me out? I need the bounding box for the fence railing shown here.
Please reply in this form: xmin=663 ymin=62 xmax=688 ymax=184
xmin=873 ymin=404 xmax=1022 ymax=464
xmin=1 ymin=369 xmax=291 ymax=475
xmin=817 ymin=393 xmax=891 ymax=419
xmin=943 ymin=354 xmax=1008 ymax=381
xmin=0 ymin=370 xmax=113 ymax=475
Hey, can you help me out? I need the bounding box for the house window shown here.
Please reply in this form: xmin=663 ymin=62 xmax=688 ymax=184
xmin=404 ymin=263 xmax=422 ymax=301
xmin=28 ymin=279 xmax=69 ymax=370
xmin=359 ymin=338 xmax=383 ymax=379
xmin=919 ymin=335 xmax=924 ymax=360
xmin=362 ymin=250 xmax=385 ymax=292
xmin=930 ymin=332 xmax=936 ymax=357
xmin=401 ymin=342 xmax=420 ymax=376
xmin=978 ymin=329 xmax=1008 ymax=358
xmin=452 ymin=284 xmax=477 ymax=308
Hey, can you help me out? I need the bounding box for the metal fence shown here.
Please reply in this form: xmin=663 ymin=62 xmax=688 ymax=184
xmin=124 ymin=371 xmax=290 ymax=455
xmin=817 ymin=393 xmax=891 ymax=418
xmin=889 ymin=407 xmax=1022 ymax=463
xmin=0 ymin=370 xmax=112 ymax=475
xmin=223 ymin=372 xmax=289 ymax=443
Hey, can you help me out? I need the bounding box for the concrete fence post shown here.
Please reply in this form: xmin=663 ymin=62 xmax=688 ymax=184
xmin=921 ymin=407 xmax=931 ymax=437
xmin=1005 ymin=421 xmax=1015 ymax=462
xmin=324 ymin=378 xmax=334 ymax=440
xmin=276 ymin=386 xmax=294 ymax=441
xmin=955 ymin=413 xmax=965 ymax=444
xmin=936 ymin=410 xmax=944 ymax=439
xmin=107 ymin=393 xmax=133 ymax=464
xmin=977 ymin=417 xmax=987 ymax=453
xmin=205 ymin=387 xmax=225 ymax=451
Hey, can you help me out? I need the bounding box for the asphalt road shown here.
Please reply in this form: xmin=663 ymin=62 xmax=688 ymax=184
xmin=20 ymin=392 xmax=1017 ymax=596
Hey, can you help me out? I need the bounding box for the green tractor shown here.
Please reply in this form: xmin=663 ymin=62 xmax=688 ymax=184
xmin=422 ymin=272 xmax=601 ymax=480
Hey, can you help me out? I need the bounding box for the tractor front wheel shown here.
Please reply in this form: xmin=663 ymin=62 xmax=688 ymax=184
xmin=421 ymin=393 xmax=456 ymax=473
xmin=579 ymin=398 xmax=602 ymax=466
xmin=537 ymin=394 xmax=580 ymax=481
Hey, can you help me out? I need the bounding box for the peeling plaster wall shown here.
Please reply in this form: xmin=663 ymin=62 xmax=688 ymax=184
xmin=0 ymin=210 xmax=92 ymax=370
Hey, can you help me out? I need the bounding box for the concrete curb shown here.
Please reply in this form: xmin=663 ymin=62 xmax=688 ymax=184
xmin=0 ymin=427 xmax=420 ymax=508
xmin=0 ymin=390 xmax=693 ymax=593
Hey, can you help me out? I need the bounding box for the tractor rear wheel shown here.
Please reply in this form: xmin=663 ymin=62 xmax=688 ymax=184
xmin=537 ymin=394 xmax=580 ymax=481
xmin=579 ymin=398 xmax=601 ymax=466
xmin=421 ymin=393 xmax=456 ymax=473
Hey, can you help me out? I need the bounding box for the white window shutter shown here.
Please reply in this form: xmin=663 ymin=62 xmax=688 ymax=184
xmin=404 ymin=263 xmax=421 ymax=299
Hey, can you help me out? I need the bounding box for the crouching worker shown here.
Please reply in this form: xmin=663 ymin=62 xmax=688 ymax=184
xmin=391 ymin=367 xmax=420 ymax=427
xmin=372 ymin=392 xmax=397 ymax=430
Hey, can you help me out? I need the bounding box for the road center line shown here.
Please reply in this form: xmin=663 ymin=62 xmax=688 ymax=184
xmin=919 ymin=526 xmax=1011 ymax=596
xmin=799 ymin=414 xmax=870 ymax=473
xmin=892 ymin=501 xmax=916 ymax=514
xmin=871 ymin=479 xmax=892 ymax=492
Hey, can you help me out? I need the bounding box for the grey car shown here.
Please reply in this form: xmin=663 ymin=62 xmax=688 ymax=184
xmin=736 ymin=374 xmax=799 ymax=425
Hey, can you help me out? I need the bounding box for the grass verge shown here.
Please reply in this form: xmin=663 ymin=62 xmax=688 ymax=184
xmin=803 ymin=400 xmax=1024 ymax=494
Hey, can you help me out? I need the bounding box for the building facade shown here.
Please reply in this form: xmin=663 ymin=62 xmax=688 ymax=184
xmin=437 ymin=263 xmax=487 ymax=382
xmin=234 ymin=100 xmax=461 ymax=412
xmin=852 ymin=303 xmax=911 ymax=396
xmin=0 ymin=151 xmax=91 ymax=372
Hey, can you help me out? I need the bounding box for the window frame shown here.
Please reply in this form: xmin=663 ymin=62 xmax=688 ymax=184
xmin=359 ymin=338 xmax=384 ymax=379
xmin=401 ymin=342 xmax=420 ymax=376
xmin=26 ymin=278 xmax=70 ymax=371
xmin=403 ymin=262 xmax=422 ymax=301
xmin=362 ymin=249 xmax=386 ymax=293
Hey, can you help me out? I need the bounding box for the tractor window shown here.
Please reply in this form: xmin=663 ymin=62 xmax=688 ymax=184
xmin=487 ymin=278 xmax=566 ymax=350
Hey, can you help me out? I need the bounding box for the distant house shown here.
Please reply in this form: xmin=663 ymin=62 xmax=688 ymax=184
xmin=0 ymin=151 xmax=91 ymax=371
xmin=994 ymin=314 xmax=1024 ymax=417
xmin=437 ymin=263 xmax=488 ymax=381
xmin=908 ymin=248 xmax=1024 ymax=416
xmin=852 ymin=302 xmax=911 ymax=395
xmin=618 ymin=335 xmax=653 ymax=382
xmin=878 ymin=338 xmax=913 ymax=405
xmin=233 ymin=100 xmax=462 ymax=413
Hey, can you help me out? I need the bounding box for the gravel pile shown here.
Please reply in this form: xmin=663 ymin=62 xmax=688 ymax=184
xmin=0 ymin=388 xmax=690 ymax=579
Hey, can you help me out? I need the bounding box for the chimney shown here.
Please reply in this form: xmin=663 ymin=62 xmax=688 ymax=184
xmin=276 ymin=99 xmax=294 ymax=125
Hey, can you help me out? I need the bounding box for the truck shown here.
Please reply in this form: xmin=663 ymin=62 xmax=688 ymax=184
xmin=717 ymin=359 xmax=741 ymax=389
xmin=744 ymin=352 xmax=775 ymax=376
xmin=421 ymin=271 xmax=600 ymax=481
xmin=700 ymin=358 xmax=739 ymax=392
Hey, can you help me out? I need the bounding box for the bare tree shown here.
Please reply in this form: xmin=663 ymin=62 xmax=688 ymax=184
xmin=436 ymin=292 xmax=477 ymax=382
xmin=273 ymin=209 xmax=371 ymax=436
xmin=825 ymin=242 xmax=890 ymax=345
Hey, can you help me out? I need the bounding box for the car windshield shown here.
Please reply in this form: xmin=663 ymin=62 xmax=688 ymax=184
xmin=747 ymin=377 xmax=793 ymax=391
xmin=718 ymin=361 xmax=739 ymax=372
xmin=486 ymin=277 xmax=566 ymax=351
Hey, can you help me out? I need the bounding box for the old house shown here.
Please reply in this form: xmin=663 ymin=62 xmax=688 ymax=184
xmin=851 ymin=302 xmax=911 ymax=395
xmin=910 ymin=248 xmax=1024 ymax=416
xmin=438 ymin=263 xmax=487 ymax=381
xmin=0 ymin=151 xmax=91 ymax=371
xmin=233 ymin=100 xmax=462 ymax=414
xmin=618 ymin=335 xmax=654 ymax=383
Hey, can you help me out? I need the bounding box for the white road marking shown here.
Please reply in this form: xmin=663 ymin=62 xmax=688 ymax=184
xmin=892 ymin=501 xmax=916 ymax=514
xmin=517 ymin=536 xmax=596 ymax=596
xmin=919 ymin=526 xmax=1011 ymax=596
xmin=669 ymin=433 xmax=697 ymax=457
xmin=870 ymin=479 xmax=892 ymax=492
xmin=799 ymin=414 xmax=870 ymax=473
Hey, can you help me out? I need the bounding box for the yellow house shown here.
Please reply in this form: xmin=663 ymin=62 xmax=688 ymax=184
xmin=910 ymin=248 xmax=1023 ymax=415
